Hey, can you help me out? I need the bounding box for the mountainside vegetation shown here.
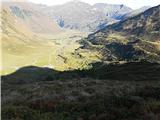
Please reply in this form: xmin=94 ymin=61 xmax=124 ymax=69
xmin=1 ymin=1 xmax=160 ymax=120
xmin=81 ymin=5 xmax=160 ymax=63
xmin=2 ymin=61 xmax=160 ymax=120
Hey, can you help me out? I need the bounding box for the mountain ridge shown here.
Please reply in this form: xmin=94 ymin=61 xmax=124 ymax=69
xmin=81 ymin=5 xmax=160 ymax=62
xmin=2 ymin=2 xmax=62 ymax=34
xmin=42 ymin=1 xmax=133 ymax=32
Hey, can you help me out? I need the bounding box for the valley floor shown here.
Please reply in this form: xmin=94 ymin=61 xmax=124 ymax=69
xmin=1 ymin=30 xmax=100 ymax=75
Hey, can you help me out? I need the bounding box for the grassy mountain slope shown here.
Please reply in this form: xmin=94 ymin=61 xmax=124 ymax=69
xmin=1 ymin=6 xmax=56 ymax=74
xmin=1 ymin=2 xmax=101 ymax=75
xmin=81 ymin=5 xmax=160 ymax=62
xmin=2 ymin=2 xmax=62 ymax=34
xmin=105 ymin=5 xmax=160 ymax=41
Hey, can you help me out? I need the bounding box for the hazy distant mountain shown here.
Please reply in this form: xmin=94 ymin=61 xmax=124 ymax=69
xmin=3 ymin=1 xmax=151 ymax=33
xmin=121 ymin=6 xmax=151 ymax=20
xmin=43 ymin=1 xmax=105 ymax=32
xmin=81 ymin=5 xmax=160 ymax=62
xmin=43 ymin=0 xmax=133 ymax=32
xmin=93 ymin=3 xmax=132 ymax=20
xmin=2 ymin=2 xmax=62 ymax=34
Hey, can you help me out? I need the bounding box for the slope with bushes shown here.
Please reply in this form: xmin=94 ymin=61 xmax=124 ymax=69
xmin=81 ymin=5 xmax=160 ymax=62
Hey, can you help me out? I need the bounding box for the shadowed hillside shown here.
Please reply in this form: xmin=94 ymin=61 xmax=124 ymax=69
xmin=2 ymin=61 xmax=160 ymax=120
xmin=2 ymin=61 xmax=160 ymax=82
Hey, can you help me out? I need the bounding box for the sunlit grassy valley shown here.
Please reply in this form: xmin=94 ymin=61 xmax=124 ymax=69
xmin=1 ymin=3 xmax=101 ymax=75
xmin=2 ymin=29 xmax=100 ymax=75
xmin=1 ymin=1 xmax=160 ymax=120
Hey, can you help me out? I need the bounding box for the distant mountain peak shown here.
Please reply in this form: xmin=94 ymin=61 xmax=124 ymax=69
xmin=72 ymin=0 xmax=81 ymax=2
xmin=68 ymin=0 xmax=83 ymax=4
xmin=44 ymin=1 xmax=133 ymax=32
xmin=120 ymin=4 xmax=124 ymax=9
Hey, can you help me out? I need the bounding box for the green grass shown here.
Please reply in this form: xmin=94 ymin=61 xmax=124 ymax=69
xmin=1 ymin=30 xmax=101 ymax=75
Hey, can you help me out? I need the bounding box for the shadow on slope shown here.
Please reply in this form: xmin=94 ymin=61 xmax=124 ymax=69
xmin=2 ymin=61 xmax=160 ymax=120
xmin=2 ymin=61 xmax=160 ymax=83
